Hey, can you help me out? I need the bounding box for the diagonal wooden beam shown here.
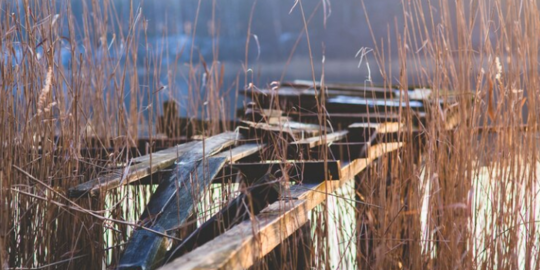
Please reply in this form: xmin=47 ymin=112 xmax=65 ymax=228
xmin=160 ymin=142 xmax=402 ymax=270
xmin=69 ymin=132 xmax=240 ymax=197
xmin=163 ymin=174 xmax=281 ymax=262
xmin=117 ymin=142 xmax=263 ymax=269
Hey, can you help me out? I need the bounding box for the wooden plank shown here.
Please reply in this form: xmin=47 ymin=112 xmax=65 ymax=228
xmin=242 ymin=80 xmax=394 ymax=99
xmin=242 ymin=107 xmax=291 ymax=125
xmin=132 ymin=144 xmax=265 ymax=186
xmin=163 ymin=174 xmax=281 ymax=262
xmin=160 ymin=142 xmax=403 ymax=270
xmin=239 ymin=121 xmax=322 ymax=143
xmin=288 ymin=130 xmax=348 ymax=159
xmin=241 ymin=86 xmax=392 ymax=100
xmin=291 ymin=130 xmax=348 ymax=149
xmin=285 ymin=79 xmax=393 ymax=93
xmin=117 ymin=141 xmax=262 ymax=269
xmin=347 ymin=122 xmax=404 ymax=143
xmin=242 ymin=89 xmax=425 ymax=114
xmin=326 ymin=96 xmax=426 ymax=114
xmin=213 ymin=143 xmax=264 ymax=163
xmin=289 ymin=112 xmax=427 ymax=128
xmin=240 ymin=120 xmax=321 ymax=135
xmin=283 ymin=80 xmax=393 ymax=99
xmin=69 ymin=132 xmax=239 ymax=197
xmin=118 ymin=157 xmax=227 ymax=270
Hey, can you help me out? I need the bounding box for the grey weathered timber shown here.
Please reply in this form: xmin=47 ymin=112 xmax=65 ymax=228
xmin=290 ymin=130 xmax=348 ymax=148
xmin=241 ymin=81 xmax=394 ymax=100
xmin=284 ymin=80 xmax=394 ymax=97
xmin=288 ymin=111 xmax=427 ymax=128
xmin=287 ymin=130 xmax=348 ymax=159
xmin=164 ymin=174 xmax=281 ymax=262
xmin=326 ymin=96 xmax=426 ymax=114
xmin=212 ymin=143 xmax=263 ymax=162
xmin=117 ymin=141 xmax=262 ymax=270
xmin=239 ymin=120 xmax=322 ymax=142
xmin=160 ymin=142 xmax=403 ymax=270
xmin=69 ymin=132 xmax=239 ymax=197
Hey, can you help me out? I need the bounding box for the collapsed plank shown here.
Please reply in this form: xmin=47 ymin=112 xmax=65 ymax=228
xmin=164 ymin=174 xmax=281 ymax=261
xmin=118 ymin=143 xmax=263 ymax=269
xmin=160 ymin=142 xmax=402 ymax=270
xmin=69 ymin=132 xmax=239 ymax=197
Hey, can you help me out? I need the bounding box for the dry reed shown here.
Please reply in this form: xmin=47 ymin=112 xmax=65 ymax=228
xmin=2 ymin=0 xmax=540 ymax=269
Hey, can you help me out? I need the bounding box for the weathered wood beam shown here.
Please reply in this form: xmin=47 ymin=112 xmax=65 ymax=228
xmin=241 ymin=86 xmax=392 ymax=100
xmin=288 ymin=130 xmax=348 ymax=159
xmin=290 ymin=130 xmax=348 ymax=149
xmin=283 ymin=80 xmax=395 ymax=96
xmin=163 ymin=174 xmax=281 ymax=262
xmin=117 ymin=141 xmax=262 ymax=269
xmin=347 ymin=122 xmax=404 ymax=143
xmin=241 ymin=80 xmax=395 ymax=100
xmin=243 ymin=105 xmax=288 ymax=124
xmin=239 ymin=120 xmax=322 ymax=143
xmin=69 ymin=132 xmax=239 ymax=197
xmin=212 ymin=143 xmax=264 ymax=163
xmin=326 ymin=96 xmax=426 ymax=114
xmin=160 ymin=142 xmax=402 ymax=270
xmin=289 ymin=112 xmax=426 ymax=128
xmin=118 ymin=158 xmax=227 ymax=270
xmin=133 ymin=144 xmax=264 ymax=186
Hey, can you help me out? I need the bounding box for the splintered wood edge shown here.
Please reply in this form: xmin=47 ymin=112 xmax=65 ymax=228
xmin=160 ymin=142 xmax=403 ymax=270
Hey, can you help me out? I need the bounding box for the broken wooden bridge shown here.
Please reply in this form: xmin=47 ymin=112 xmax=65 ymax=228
xmin=69 ymin=80 xmax=458 ymax=269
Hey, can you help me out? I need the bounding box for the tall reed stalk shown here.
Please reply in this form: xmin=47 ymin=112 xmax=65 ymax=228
xmin=3 ymin=0 xmax=540 ymax=269
xmin=0 ymin=0 xmax=230 ymax=268
xmin=357 ymin=0 xmax=540 ymax=268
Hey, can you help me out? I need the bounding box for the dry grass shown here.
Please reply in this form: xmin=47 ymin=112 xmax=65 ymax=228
xmin=2 ymin=0 xmax=540 ymax=269
xmin=356 ymin=0 xmax=540 ymax=268
xmin=0 ymin=0 xmax=230 ymax=268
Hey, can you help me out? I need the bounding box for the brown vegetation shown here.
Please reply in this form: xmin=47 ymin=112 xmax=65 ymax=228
xmin=1 ymin=0 xmax=539 ymax=269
